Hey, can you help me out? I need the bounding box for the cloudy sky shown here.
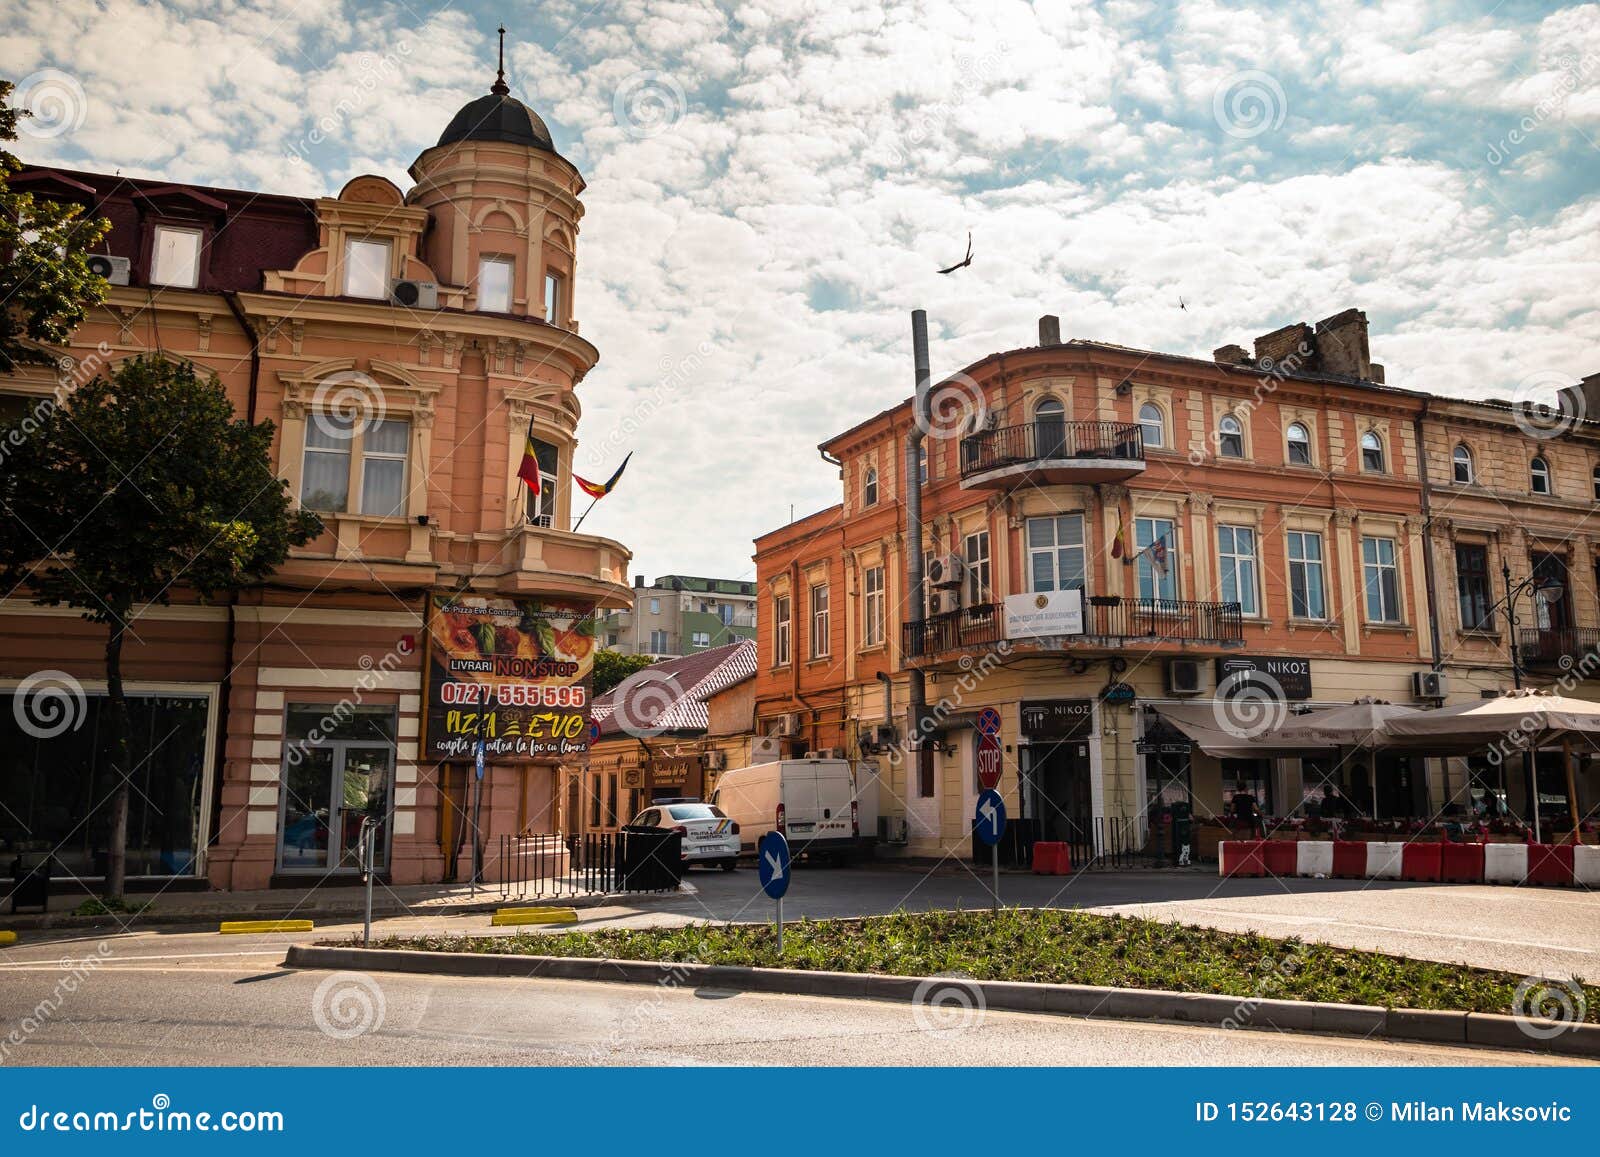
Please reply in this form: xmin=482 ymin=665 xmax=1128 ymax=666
xmin=5 ymin=0 xmax=1598 ymax=581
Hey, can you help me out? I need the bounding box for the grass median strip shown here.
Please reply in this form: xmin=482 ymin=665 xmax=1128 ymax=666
xmin=360 ymin=908 xmax=1597 ymax=1020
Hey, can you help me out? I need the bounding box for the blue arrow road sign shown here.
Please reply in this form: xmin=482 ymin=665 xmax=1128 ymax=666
xmin=757 ymin=831 xmax=791 ymax=899
xmin=974 ymin=789 xmax=1006 ymax=846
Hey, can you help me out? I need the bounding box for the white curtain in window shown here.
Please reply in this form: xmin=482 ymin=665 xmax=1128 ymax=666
xmin=360 ymin=419 xmax=409 ymax=517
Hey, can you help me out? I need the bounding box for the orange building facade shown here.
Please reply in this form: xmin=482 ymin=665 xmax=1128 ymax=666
xmin=0 ymin=71 xmax=631 ymax=890
xmin=750 ymin=310 xmax=1575 ymax=857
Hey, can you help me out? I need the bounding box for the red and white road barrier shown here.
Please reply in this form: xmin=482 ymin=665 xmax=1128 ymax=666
xmin=1219 ymin=840 xmax=1597 ymax=888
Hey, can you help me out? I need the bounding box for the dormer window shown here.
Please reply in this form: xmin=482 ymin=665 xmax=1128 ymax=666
xmin=478 ymin=257 xmax=513 ymax=312
xmin=344 ymin=238 xmax=390 ymax=300
xmin=151 ymin=225 xmax=202 ymax=288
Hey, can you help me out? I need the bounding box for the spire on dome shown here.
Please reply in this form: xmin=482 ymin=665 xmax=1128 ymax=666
xmin=490 ymin=25 xmax=509 ymax=96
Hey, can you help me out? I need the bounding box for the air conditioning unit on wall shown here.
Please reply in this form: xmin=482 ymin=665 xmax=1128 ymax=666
xmin=927 ymin=589 xmax=959 ymax=616
xmin=926 ymin=554 xmax=963 ymax=588
xmin=389 ymin=278 xmax=438 ymax=309
xmin=770 ymin=713 xmax=798 ymax=736
xmin=86 ymin=254 xmax=131 ymax=285
xmin=702 ymin=749 xmax=726 ymax=771
xmin=1167 ymin=659 xmax=1204 ymax=696
xmin=1413 ymin=671 xmax=1448 ymax=699
xmin=751 ymin=735 xmax=782 ymax=763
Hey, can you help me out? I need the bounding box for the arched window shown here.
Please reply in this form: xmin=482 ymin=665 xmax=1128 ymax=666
xmin=1360 ymin=431 xmax=1384 ymax=473
xmin=1034 ymin=398 xmax=1066 ymax=458
xmin=1592 ymin=465 xmax=1600 ymax=501
xmin=1285 ymin=422 xmax=1311 ymax=465
xmin=1531 ymin=456 xmax=1552 ymax=495
xmin=1217 ymin=414 xmax=1243 ymax=458
xmin=863 ymin=465 xmax=878 ymax=507
xmin=1138 ymin=403 xmax=1164 ymax=447
xmin=1448 ymin=444 xmax=1471 ymax=484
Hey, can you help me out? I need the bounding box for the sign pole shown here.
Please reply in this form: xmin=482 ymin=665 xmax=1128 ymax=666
xmin=991 ymin=839 xmax=999 ymax=914
xmin=776 ymin=895 xmax=784 ymax=953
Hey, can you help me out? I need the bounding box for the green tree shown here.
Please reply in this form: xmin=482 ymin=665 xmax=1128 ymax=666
xmin=0 ymin=78 xmax=111 ymax=373
xmin=593 ymin=649 xmax=655 ymax=696
xmin=0 ymin=356 xmax=322 ymax=898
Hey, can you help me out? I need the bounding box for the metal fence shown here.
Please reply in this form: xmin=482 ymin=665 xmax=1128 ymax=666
xmin=497 ymin=828 xmax=684 ymax=901
xmin=960 ymin=420 xmax=1144 ymax=477
xmin=995 ymin=815 xmax=1152 ymax=872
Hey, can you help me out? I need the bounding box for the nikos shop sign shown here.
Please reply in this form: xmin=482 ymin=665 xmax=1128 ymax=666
xmin=1216 ymin=655 xmax=1312 ymax=700
xmin=423 ymin=595 xmax=597 ymax=760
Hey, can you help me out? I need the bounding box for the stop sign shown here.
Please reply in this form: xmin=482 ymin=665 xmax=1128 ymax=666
xmin=976 ymin=729 xmax=1002 ymax=789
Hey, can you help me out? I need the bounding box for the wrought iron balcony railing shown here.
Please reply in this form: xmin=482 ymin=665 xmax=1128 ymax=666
xmin=1518 ymin=626 xmax=1600 ymax=671
xmin=902 ymin=595 xmax=1244 ymax=660
xmin=959 ymin=420 xmax=1144 ymax=479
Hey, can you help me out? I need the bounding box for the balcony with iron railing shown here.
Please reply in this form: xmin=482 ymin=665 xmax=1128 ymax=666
xmin=959 ymin=420 xmax=1146 ymax=489
xmin=1518 ymin=626 xmax=1600 ymax=672
xmin=902 ymin=595 xmax=1245 ymax=660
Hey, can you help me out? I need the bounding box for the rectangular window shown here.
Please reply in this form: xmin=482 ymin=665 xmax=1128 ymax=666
xmin=810 ymin=584 xmax=830 ymax=657
xmin=1135 ymin=517 xmax=1177 ymax=601
xmin=522 ymin=438 xmax=560 ymax=526
xmin=774 ymin=595 xmax=792 ymax=665
xmin=1286 ymin=530 xmax=1326 ymax=619
xmin=1217 ymin=525 xmax=1259 ymax=615
xmin=477 ymin=257 xmax=513 ymax=312
xmin=862 ymin=566 xmax=885 ymax=647
xmin=648 ymin=629 xmax=669 ymax=653
xmin=1026 ymin=514 xmax=1086 ymax=593
xmin=1455 ymin=543 xmax=1493 ymax=631
xmin=719 ymin=603 xmax=734 ymax=626
xmin=150 ymin=225 xmax=202 ymax=288
xmin=1362 ymin=535 xmax=1401 ymax=622
xmin=344 ymin=238 xmax=391 ymax=299
xmin=691 ymin=631 xmax=710 ymax=649
xmin=605 ymin=773 xmax=618 ymax=827
xmin=359 ymin=419 xmax=409 ymax=517
xmin=964 ymin=531 xmax=991 ymax=605
xmin=544 ymin=271 xmax=563 ymax=324
xmin=589 ymin=775 xmax=602 ymax=828
xmin=301 ymin=417 xmax=353 ymax=513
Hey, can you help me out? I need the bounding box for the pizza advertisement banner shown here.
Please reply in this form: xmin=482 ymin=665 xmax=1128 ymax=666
xmin=423 ymin=595 xmax=598 ymax=761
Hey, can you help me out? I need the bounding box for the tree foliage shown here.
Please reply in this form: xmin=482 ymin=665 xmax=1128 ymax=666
xmin=593 ymin=649 xmax=656 ymax=696
xmin=0 ymin=78 xmax=111 ymax=372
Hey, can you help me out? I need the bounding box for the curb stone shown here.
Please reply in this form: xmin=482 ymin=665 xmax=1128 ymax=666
xmin=279 ymin=943 xmax=1600 ymax=1060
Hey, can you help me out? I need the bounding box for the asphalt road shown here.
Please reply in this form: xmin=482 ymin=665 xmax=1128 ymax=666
xmin=0 ymin=956 xmax=1582 ymax=1067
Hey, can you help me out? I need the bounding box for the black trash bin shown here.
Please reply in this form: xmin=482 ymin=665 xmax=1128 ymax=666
xmin=9 ymin=855 xmax=53 ymax=914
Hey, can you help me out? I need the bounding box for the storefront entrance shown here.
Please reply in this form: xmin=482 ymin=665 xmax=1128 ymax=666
xmin=278 ymin=707 xmax=395 ymax=874
xmin=1019 ymin=699 xmax=1096 ymax=845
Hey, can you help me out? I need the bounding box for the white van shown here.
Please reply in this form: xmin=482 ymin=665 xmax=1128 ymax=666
xmin=710 ymin=758 xmax=863 ymax=862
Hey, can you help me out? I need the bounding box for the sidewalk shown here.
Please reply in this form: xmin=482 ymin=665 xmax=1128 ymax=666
xmin=1 ymin=879 xmax=660 ymax=933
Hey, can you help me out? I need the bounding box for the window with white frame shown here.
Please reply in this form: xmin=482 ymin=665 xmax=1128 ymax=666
xmin=649 ymin=629 xmax=669 ymax=653
xmin=301 ymin=416 xmax=410 ymax=517
xmin=1026 ymin=514 xmax=1086 ymax=592
xmin=964 ymin=530 xmax=991 ymax=605
xmin=1216 ymin=524 xmax=1259 ymax=615
xmin=523 ymin=438 xmax=560 ymax=526
xmin=478 ymin=257 xmax=513 ymax=312
xmin=774 ymin=594 xmax=792 ymax=666
xmin=543 ymin=271 xmax=564 ymax=324
xmin=862 ymin=566 xmax=885 ymax=647
xmin=1286 ymin=422 xmax=1311 ymax=465
xmin=1217 ymin=414 xmax=1244 ymax=458
xmin=344 ymin=238 xmax=391 ymax=299
xmin=151 ymin=225 xmax=202 ymax=288
xmin=863 ymin=465 xmax=878 ymax=507
xmin=1360 ymin=431 xmax=1385 ymax=473
xmin=1531 ymin=456 xmax=1552 ymax=495
xmin=1135 ymin=516 xmax=1176 ymax=600
xmin=1286 ymin=530 xmax=1325 ymax=619
xmin=810 ymin=583 xmax=830 ymax=658
xmin=1453 ymin=444 xmax=1473 ymax=484
xmin=1362 ymin=535 xmax=1401 ymax=622
xmin=1138 ymin=403 xmax=1164 ymax=447
xmin=691 ymin=631 xmax=711 ymax=649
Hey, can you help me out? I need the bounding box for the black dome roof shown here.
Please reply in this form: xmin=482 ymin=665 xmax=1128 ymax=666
xmin=437 ymin=88 xmax=555 ymax=151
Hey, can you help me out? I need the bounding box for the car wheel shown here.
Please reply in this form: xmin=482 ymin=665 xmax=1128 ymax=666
xmin=721 ymin=858 xmax=738 ymax=871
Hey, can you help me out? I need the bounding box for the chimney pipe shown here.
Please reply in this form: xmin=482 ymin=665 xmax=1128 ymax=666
xmin=1038 ymin=315 xmax=1061 ymax=346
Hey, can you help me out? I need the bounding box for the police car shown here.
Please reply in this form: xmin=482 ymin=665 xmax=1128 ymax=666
xmin=627 ymin=800 xmax=740 ymax=870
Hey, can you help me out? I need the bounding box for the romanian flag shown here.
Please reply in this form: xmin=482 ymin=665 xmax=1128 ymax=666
xmin=1111 ymin=510 xmax=1129 ymax=560
xmin=516 ymin=418 xmax=541 ymax=497
xmin=574 ymin=451 xmax=632 ymax=500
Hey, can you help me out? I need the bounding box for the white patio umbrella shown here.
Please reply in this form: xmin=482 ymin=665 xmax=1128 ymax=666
xmin=1385 ymin=689 xmax=1600 ymax=843
xmin=1276 ymin=698 xmax=1424 ymax=818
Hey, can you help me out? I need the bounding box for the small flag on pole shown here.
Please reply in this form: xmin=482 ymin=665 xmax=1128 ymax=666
xmin=574 ymin=451 xmax=632 ymax=500
xmin=1111 ymin=510 xmax=1128 ymax=560
xmin=1149 ymin=535 xmax=1170 ymax=578
xmin=516 ymin=418 xmax=541 ymax=496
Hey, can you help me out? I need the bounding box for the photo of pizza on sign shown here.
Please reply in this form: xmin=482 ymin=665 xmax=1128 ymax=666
xmin=422 ymin=594 xmax=597 ymax=760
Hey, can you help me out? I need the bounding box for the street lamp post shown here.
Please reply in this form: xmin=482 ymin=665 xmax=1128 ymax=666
xmin=1496 ymin=564 xmax=1565 ymax=844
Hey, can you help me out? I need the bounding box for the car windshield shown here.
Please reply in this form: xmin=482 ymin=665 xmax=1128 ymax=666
xmin=666 ymin=804 xmax=724 ymax=820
